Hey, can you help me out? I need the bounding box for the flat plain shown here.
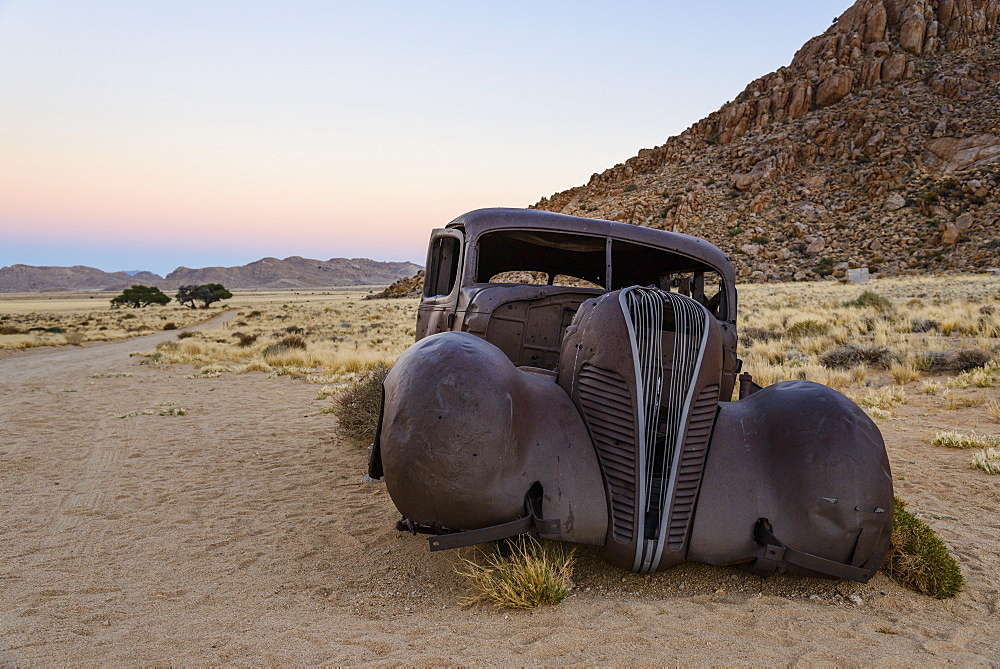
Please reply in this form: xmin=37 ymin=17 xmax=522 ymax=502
xmin=1 ymin=277 xmax=998 ymax=664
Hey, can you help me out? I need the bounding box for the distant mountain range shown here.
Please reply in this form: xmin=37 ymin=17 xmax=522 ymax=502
xmin=0 ymin=256 xmax=422 ymax=293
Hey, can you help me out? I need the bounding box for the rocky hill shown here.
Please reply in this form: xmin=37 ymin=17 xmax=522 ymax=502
xmin=533 ymin=0 xmax=1000 ymax=281
xmin=364 ymin=270 xmax=425 ymax=299
xmin=0 ymin=265 xmax=165 ymax=293
xmin=0 ymin=257 xmax=421 ymax=293
xmin=165 ymin=257 xmax=420 ymax=290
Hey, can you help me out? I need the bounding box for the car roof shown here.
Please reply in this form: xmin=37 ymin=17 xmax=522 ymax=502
xmin=446 ymin=207 xmax=735 ymax=285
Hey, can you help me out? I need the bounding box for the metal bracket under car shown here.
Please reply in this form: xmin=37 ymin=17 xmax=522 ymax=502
xmin=395 ymin=487 xmax=561 ymax=552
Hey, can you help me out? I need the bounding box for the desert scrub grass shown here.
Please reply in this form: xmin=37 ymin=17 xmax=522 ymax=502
xmin=987 ymin=398 xmax=1000 ymax=423
xmin=947 ymin=362 xmax=999 ymax=389
xmin=921 ymin=380 xmax=944 ymax=395
xmin=457 ymin=536 xmax=575 ymax=609
xmin=0 ymin=294 xmax=209 ymax=350
xmin=864 ymin=407 xmax=892 ymax=421
xmin=941 ymin=390 xmax=984 ymax=409
xmin=889 ymin=362 xmax=920 ymax=385
xmin=971 ymin=447 xmax=1000 ymax=474
xmin=884 ymin=497 xmax=964 ymax=599
xmin=931 ymin=431 xmax=999 ymax=449
xmin=843 ymin=290 xmax=893 ymax=312
xmin=333 ymin=364 xmax=389 ymax=445
xmin=784 ymin=319 xmax=830 ymax=339
xmin=852 ymin=387 xmax=907 ymax=410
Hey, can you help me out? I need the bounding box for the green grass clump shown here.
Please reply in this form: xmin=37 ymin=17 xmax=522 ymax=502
xmin=457 ymin=536 xmax=575 ymax=609
xmin=884 ymin=497 xmax=964 ymax=599
xmin=333 ymin=364 xmax=389 ymax=445
xmin=843 ymin=290 xmax=893 ymax=311
xmin=971 ymin=447 xmax=1000 ymax=474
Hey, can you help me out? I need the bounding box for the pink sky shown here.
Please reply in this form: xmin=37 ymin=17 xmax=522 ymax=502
xmin=0 ymin=1 xmax=851 ymax=275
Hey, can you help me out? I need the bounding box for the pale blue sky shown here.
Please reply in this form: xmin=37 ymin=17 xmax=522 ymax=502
xmin=0 ymin=1 xmax=850 ymax=275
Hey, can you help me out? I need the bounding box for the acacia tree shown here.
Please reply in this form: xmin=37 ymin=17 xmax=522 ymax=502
xmin=110 ymin=285 xmax=171 ymax=308
xmin=176 ymin=283 xmax=233 ymax=309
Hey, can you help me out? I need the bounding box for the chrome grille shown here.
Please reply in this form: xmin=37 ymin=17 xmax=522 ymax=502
xmin=577 ymin=363 xmax=636 ymax=543
xmin=620 ymin=287 xmax=711 ymax=573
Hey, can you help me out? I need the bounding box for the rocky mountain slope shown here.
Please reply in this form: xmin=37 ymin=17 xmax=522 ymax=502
xmin=534 ymin=0 xmax=1000 ymax=281
xmin=0 ymin=257 xmax=421 ymax=293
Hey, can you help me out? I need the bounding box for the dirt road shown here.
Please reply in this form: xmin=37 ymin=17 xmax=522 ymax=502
xmin=1 ymin=322 xmax=998 ymax=664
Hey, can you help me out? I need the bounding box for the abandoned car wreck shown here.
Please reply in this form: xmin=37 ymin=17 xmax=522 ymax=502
xmin=368 ymin=208 xmax=893 ymax=581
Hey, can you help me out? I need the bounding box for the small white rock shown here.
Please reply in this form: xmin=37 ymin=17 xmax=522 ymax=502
xmin=848 ymin=594 xmax=863 ymax=604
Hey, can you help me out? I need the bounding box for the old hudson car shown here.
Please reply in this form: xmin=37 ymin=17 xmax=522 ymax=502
xmin=368 ymin=208 xmax=892 ymax=581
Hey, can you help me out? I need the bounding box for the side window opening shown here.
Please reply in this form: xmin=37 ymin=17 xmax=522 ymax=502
xmin=424 ymin=236 xmax=460 ymax=298
xmin=476 ymin=230 xmax=606 ymax=288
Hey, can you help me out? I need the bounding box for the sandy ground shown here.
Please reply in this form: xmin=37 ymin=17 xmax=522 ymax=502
xmin=1 ymin=320 xmax=998 ymax=665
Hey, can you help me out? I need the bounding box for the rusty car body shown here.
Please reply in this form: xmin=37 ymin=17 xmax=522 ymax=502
xmin=368 ymin=208 xmax=893 ymax=581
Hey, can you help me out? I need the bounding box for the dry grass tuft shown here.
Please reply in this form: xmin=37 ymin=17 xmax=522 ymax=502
xmin=987 ymin=398 xmax=1000 ymax=423
xmin=931 ymin=431 xmax=998 ymax=449
xmin=921 ymin=380 xmax=943 ymax=395
xmin=941 ymin=390 xmax=985 ymax=409
xmin=843 ymin=290 xmax=893 ymax=311
xmin=852 ymin=387 xmax=907 ymax=410
xmin=889 ymin=362 xmax=920 ymax=385
xmin=884 ymin=497 xmax=964 ymax=599
xmin=457 ymin=536 xmax=575 ymax=609
xmin=948 ymin=362 xmax=999 ymax=389
xmin=971 ymin=447 xmax=1000 ymax=474
xmin=864 ymin=407 xmax=892 ymax=421
xmin=333 ymin=365 xmax=389 ymax=445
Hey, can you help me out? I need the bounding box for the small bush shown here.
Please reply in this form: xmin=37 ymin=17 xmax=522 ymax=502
xmin=816 ymin=257 xmax=835 ymax=276
xmin=820 ymin=345 xmax=900 ymax=370
xmin=280 ymin=335 xmax=307 ymax=349
xmin=785 ymin=319 xmax=829 ymax=339
xmin=952 ymin=349 xmax=992 ymax=372
xmin=884 ymin=497 xmax=963 ymax=599
xmin=285 ymin=326 xmax=304 ymax=334
xmin=262 ymin=343 xmax=289 ymax=358
xmin=44 ymin=326 xmax=66 ymax=334
xmin=333 ymin=365 xmax=389 ymax=445
xmin=177 ymin=331 xmax=197 ymax=340
xmin=457 ymin=536 xmax=575 ymax=609
xmin=971 ymin=447 xmax=1000 ymax=474
xmin=741 ymin=327 xmax=781 ymax=344
xmin=64 ymin=332 xmax=85 ymax=346
xmin=910 ymin=318 xmax=939 ymax=333
xmin=235 ymin=333 xmax=258 ymax=348
xmin=913 ymin=350 xmax=953 ymax=372
xmin=163 ymin=322 xmax=178 ymax=331
xmin=843 ymin=290 xmax=893 ymax=311
xmin=0 ymin=325 xmax=22 ymax=335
